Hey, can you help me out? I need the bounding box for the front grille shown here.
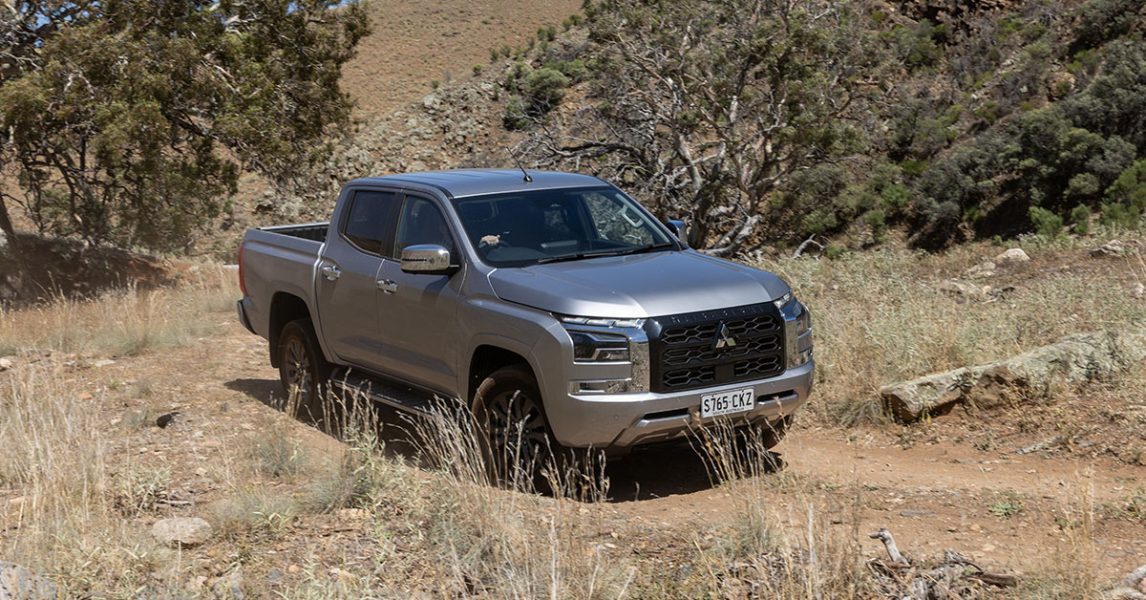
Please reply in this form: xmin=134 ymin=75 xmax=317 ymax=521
xmin=646 ymin=303 xmax=786 ymax=393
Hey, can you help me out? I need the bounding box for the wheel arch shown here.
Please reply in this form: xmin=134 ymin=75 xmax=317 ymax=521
xmin=468 ymin=344 xmax=539 ymax=406
xmin=269 ymin=292 xmax=315 ymax=368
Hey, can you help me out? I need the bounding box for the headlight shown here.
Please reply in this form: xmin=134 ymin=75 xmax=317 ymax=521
xmin=568 ymin=331 xmax=630 ymax=362
xmin=778 ymin=294 xmax=813 ymax=368
xmin=559 ymin=316 xmax=650 ymax=393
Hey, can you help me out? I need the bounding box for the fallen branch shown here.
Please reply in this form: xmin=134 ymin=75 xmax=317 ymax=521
xmin=792 ymin=234 xmax=823 ymax=259
xmin=867 ymin=528 xmax=1017 ymax=599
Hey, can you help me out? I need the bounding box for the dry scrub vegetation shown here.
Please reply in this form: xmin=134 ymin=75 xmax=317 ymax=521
xmin=1 ymin=238 xmax=1143 ymax=598
xmin=761 ymin=234 xmax=1146 ymax=426
xmin=0 ymin=266 xmax=237 ymax=358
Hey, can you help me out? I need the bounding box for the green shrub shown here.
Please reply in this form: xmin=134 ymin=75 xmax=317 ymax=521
xmin=1106 ymin=159 xmax=1146 ymax=211
xmin=522 ymin=67 xmax=570 ymax=115
xmin=1029 ymin=206 xmax=1063 ymax=237
xmin=1069 ymin=204 xmax=1092 ymax=235
xmin=1100 ymin=202 xmax=1141 ymax=229
xmin=502 ymin=95 xmax=530 ymax=130
xmin=1074 ymin=0 xmax=1141 ymax=50
xmin=1066 ymin=173 xmax=1100 ymax=199
xmin=824 ymin=243 xmax=847 ymax=260
xmin=472 ymin=64 xmax=483 ymax=76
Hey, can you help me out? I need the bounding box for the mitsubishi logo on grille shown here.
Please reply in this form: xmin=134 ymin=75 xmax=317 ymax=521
xmin=713 ymin=322 xmax=737 ymax=350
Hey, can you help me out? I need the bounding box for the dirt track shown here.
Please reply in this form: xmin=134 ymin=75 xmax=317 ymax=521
xmin=62 ymin=320 xmax=1144 ymax=582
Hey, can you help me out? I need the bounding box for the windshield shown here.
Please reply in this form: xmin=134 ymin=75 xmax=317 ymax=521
xmin=453 ymin=187 xmax=676 ymax=267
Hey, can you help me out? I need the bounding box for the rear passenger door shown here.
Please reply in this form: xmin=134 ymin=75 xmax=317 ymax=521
xmin=316 ymin=188 xmax=399 ymax=369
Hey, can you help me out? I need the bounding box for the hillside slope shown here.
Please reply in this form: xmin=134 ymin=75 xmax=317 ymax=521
xmin=342 ymin=0 xmax=581 ymax=118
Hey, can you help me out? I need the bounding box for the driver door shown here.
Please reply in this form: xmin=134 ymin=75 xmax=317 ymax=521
xmin=375 ymin=193 xmax=464 ymax=394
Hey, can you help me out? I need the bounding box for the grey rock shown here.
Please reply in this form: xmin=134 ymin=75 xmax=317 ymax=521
xmin=421 ymin=94 xmax=440 ymax=111
xmin=880 ymin=330 xmax=1146 ymax=422
xmin=995 ymin=247 xmax=1030 ymax=264
xmin=151 ymin=517 xmax=213 ymax=547
xmin=0 ymin=357 xmax=13 ymax=372
xmin=0 ymin=562 xmax=58 ymax=600
xmin=211 ymin=568 xmax=243 ymax=599
xmin=1090 ymin=239 xmax=1129 ymax=258
xmin=938 ymin=280 xmax=990 ymax=303
xmin=964 ymin=260 xmax=996 ymax=279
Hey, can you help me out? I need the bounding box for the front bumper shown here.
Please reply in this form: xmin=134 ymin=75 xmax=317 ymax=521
xmin=544 ymin=360 xmax=814 ymax=450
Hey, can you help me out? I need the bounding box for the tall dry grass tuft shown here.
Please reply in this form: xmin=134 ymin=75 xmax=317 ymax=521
xmin=0 ymin=363 xmax=173 ymax=596
xmin=676 ymin=420 xmax=876 ymax=599
xmin=0 ymin=265 xmax=237 ymax=358
xmin=394 ymin=401 xmax=627 ymax=599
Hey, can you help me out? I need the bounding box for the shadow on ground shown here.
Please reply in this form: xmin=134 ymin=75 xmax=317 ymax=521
xmin=225 ymin=377 xmax=786 ymax=503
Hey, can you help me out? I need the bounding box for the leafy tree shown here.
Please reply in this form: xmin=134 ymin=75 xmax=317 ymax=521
xmin=0 ymin=0 xmax=368 ymax=255
xmin=523 ymin=0 xmax=882 ymax=254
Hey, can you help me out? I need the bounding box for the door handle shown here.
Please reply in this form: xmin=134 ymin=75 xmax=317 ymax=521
xmin=320 ymin=264 xmax=341 ymax=281
xmin=377 ymin=279 xmax=398 ymax=293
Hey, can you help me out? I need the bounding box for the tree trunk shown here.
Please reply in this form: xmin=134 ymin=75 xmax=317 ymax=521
xmin=0 ymin=198 xmax=25 ymax=304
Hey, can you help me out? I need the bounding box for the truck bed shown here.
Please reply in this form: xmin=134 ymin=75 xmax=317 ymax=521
xmin=239 ymin=223 xmax=328 ymax=339
xmin=260 ymin=222 xmax=328 ymax=242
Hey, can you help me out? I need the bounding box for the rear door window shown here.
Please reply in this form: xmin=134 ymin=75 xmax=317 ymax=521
xmin=342 ymin=190 xmax=400 ymax=256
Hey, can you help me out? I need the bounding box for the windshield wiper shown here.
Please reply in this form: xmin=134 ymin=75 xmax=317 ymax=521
xmin=535 ymin=249 xmax=627 ymax=264
xmin=535 ymin=242 xmax=676 ymax=265
xmin=613 ymin=242 xmax=676 ymax=256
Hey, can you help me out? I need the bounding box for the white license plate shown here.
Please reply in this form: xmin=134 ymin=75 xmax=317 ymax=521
xmin=701 ymin=387 xmax=756 ymax=418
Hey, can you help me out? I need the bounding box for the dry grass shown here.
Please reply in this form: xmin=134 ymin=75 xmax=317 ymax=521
xmin=0 ymin=265 xmax=237 ymax=358
xmin=757 ymin=234 xmax=1146 ymax=425
xmin=2 ymin=240 xmax=1141 ymax=597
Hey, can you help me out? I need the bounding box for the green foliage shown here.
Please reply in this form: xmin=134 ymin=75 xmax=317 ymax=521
xmin=1074 ymin=0 xmax=1144 ymax=50
xmin=1069 ymin=204 xmax=1092 ymax=235
xmin=522 ymin=67 xmax=570 ymax=114
xmin=546 ymin=59 xmax=588 ymax=82
xmin=824 ymin=243 xmax=847 ymax=260
xmin=473 ymin=64 xmax=484 ymax=76
xmin=1029 ymin=206 xmax=1064 ymax=237
xmin=886 ymin=20 xmax=946 ymax=70
xmin=502 ymin=96 xmax=530 ymax=130
xmin=0 ymin=0 xmax=368 ymax=251
xmin=1105 ymin=159 xmax=1146 ymax=210
xmin=1100 ymin=202 xmax=1140 ymax=229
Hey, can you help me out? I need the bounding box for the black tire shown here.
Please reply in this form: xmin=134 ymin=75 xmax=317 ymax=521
xmin=471 ymin=364 xmax=557 ymax=487
xmin=753 ymin=415 xmax=793 ymax=450
xmin=277 ymin=319 xmax=332 ymax=408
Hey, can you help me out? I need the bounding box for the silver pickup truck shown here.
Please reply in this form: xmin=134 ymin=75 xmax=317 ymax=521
xmin=237 ymin=169 xmax=813 ymax=466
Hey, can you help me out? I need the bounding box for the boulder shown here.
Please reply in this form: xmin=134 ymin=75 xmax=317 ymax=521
xmin=0 ymin=562 xmax=58 ymax=600
xmin=0 ymin=357 xmax=13 ymax=372
xmin=880 ymin=330 xmax=1146 ymax=422
xmin=151 ymin=517 xmax=213 ymax=548
xmin=994 ymin=248 xmax=1030 ymax=264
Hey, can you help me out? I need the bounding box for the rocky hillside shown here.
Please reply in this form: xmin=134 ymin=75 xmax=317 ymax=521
xmin=275 ymin=0 xmax=1146 ymax=258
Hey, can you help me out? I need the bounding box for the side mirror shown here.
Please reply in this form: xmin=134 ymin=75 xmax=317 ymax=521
xmin=400 ymin=244 xmax=455 ymax=274
xmin=664 ymin=219 xmax=690 ymax=246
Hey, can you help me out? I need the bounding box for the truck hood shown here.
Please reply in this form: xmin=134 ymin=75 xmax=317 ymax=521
xmin=487 ymin=250 xmax=790 ymax=319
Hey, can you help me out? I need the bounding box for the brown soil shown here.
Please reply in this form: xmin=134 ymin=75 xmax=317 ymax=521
xmin=14 ymin=318 xmax=1141 ymax=587
xmin=343 ymin=0 xmax=582 ymax=118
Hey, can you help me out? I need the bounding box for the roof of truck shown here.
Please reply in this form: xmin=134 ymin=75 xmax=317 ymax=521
xmin=348 ymin=169 xmax=608 ymax=198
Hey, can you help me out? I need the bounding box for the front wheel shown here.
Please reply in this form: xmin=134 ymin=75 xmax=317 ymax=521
xmin=277 ymin=319 xmax=332 ymax=409
xmin=471 ymin=365 xmax=557 ymax=487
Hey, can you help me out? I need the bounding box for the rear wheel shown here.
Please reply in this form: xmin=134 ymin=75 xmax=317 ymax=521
xmin=471 ymin=365 xmax=557 ymax=487
xmin=277 ymin=319 xmax=332 ymax=409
